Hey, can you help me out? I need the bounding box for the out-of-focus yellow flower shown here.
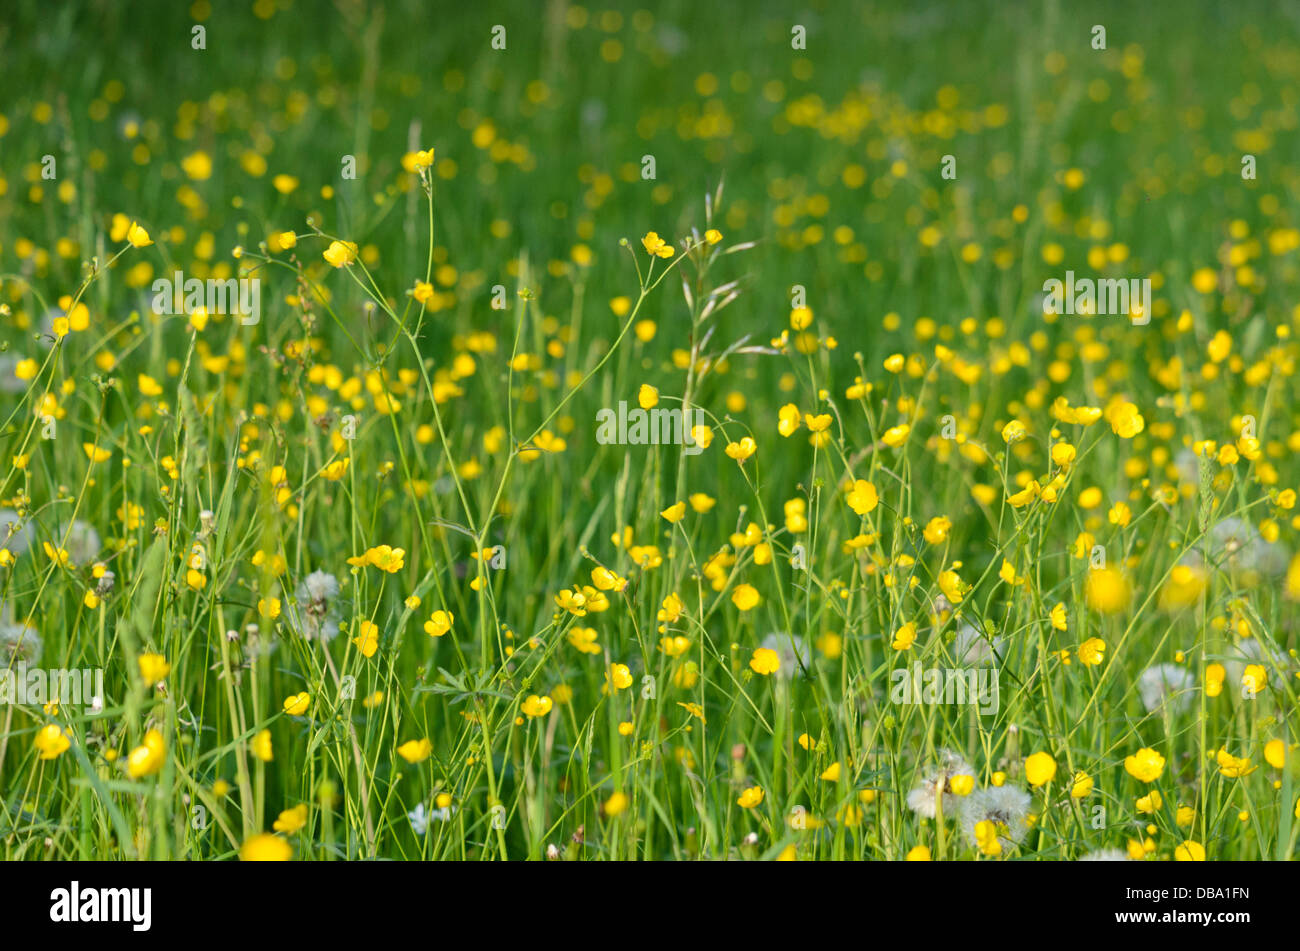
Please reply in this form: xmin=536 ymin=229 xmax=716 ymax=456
xmin=604 ymin=791 xmax=629 ymax=816
xmin=1085 ymin=567 xmax=1130 ymax=614
xmin=137 ymin=653 xmax=170 ymax=686
xmin=272 ymin=804 xmax=308 ymax=834
xmin=126 ymin=729 xmax=166 ymax=778
xmin=239 ymin=833 xmax=293 ymax=861
xmin=396 ymin=738 xmax=433 ymax=763
xmin=731 ymin=583 xmax=760 ymax=611
xmin=251 ymin=728 xmax=274 ymax=762
xmin=521 ymin=695 xmax=553 ymax=718
xmin=352 ymin=619 xmax=380 ymax=657
xmin=34 ymin=724 xmax=71 ymax=760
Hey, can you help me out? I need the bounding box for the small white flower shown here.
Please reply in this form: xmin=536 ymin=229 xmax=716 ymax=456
xmin=408 ymin=804 xmax=428 ymax=835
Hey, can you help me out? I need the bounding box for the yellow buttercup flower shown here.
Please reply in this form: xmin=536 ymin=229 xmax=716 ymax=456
xmin=724 ymin=436 xmax=756 ymax=462
xmin=1109 ymin=401 xmax=1145 ymax=438
xmin=660 ymin=501 xmax=686 ymax=523
xmin=424 ymin=610 xmax=454 ymax=637
xmin=1125 ymin=747 xmax=1165 ymax=783
xmin=239 ymin=833 xmax=293 ymax=861
xmin=737 ymin=786 xmax=764 ymax=809
xmin=251 ymin=729 xmax=274 ymax=762
xmin=731 ymin=583 xmax=760 ymax=611
xmin=125 ymin=729 xmax=166 ymax=778
xmin=352 ymin=619 xmax=380 ymax=657
xmin=846 ymin=479 xmax=878 ymax=515
xmin=1078 ymin=637 xmax=1106 ymax=667
xmin=396 ymin=738 xmax=433 ymax=763
xmin=137 ymin=653 xmax=170 ymax=686
xmin=323 ymin=239 xmax=359 ymax=267
xmin=348 ymin=545 xmax=406 ymax=572
xmin=604 ymin=791 xmax=629 ymax=816
xmin=749 ymin=647 xmax=780 ymax=675
xmin=1215 ymin=748 xmax=1255 ymax=778
xmin=282 ymin=692 xmax=311 ymax=716
xmin=521 ymin=694 xmax=553 ymax=718
xmin=641 ymin=231 xmax=674 ymax=258
xmin=1085 ymin=567 xmax=1130 ymax=614
xmin=891 ymin=622 xmax=917 ymax=651
xmin=272 ymin=804 xmax=309 ymax=834
xmin=1024 ymin=751 xmax=1057 ymax=787
xmin=34 ymin=724 xmax=71 ymax=760
xmin=126 ymin=221 xmax=153 ymax=247
xmin=606 ymin=663 xmax=633 ymax=691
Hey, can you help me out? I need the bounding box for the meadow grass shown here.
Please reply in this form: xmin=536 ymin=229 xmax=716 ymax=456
xmin=1 ymin=0 xmax=1299 ymax=861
